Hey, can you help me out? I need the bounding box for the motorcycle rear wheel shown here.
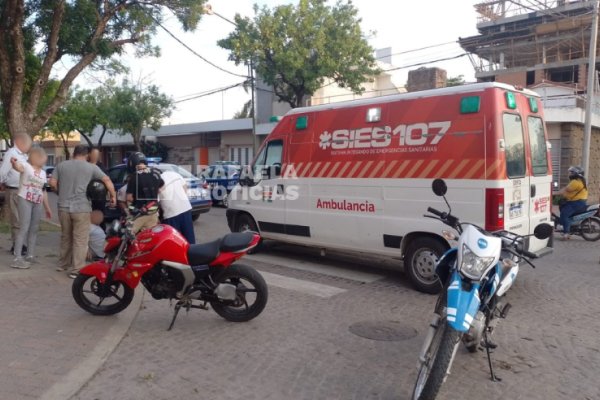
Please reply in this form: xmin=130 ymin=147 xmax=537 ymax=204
xmin=412 ymin=323 xmax=461 ymax=400
xmin=72 ymin=274 xmax=134 ymax=316
xmin=580 ymin=217 xmax=600 ymax=241
xmin=210 ymin=263 xmax=268 ymax=322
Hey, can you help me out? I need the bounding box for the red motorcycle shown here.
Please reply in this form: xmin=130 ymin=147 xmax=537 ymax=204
xmin=72 ymin=213 xmax=268 ymax=330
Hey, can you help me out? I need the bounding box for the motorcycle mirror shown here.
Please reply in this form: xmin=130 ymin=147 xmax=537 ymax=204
xmin=431 ymin=179 xmax=448 ymax=197
xmin=533 ymin=223 xmax=553 ymax=240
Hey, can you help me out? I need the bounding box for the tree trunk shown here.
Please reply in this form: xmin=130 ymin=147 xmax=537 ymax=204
xmin=60 ymin=133 xmax=70 ymax=160
xmin=79 ymin=131 xmax=93 ymax=147
xmin=98 ymin=126 xmax=108 ymax=148
xmin=132 ymin=130 xmax=141 ymax=151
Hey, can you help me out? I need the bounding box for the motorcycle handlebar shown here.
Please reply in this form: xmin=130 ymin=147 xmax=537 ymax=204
xmin=518 ymin=249 xmax=538 ymax=259
xmin=427 ymin=207 xmax=446 ymax=218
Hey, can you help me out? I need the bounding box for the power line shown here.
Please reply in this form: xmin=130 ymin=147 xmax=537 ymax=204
xmin=153 ymin=18 xmax=249 ymax=79
xmin=174 ymin=81 xmax=247 ymax=101
xmin=384 ymin=53 xmax=469 ymax=72
xmin=376 ymin=41 xmax=458 ymax=60
xmin=173 ymin=82 xmax=245 ymax=104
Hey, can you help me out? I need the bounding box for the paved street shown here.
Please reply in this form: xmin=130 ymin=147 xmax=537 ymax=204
xmin=3 ymin=197 xmax=600 ymax=400
xmin=75 ymin=206 xmax=600 ymax=400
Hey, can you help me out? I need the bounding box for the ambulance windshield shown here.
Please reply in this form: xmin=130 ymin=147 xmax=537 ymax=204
xmin=503 ymin=114 xmax=526 ymax=178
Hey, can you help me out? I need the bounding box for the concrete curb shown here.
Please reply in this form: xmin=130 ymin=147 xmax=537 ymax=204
xmin=39 ymin=288 xmax=145 ymax=400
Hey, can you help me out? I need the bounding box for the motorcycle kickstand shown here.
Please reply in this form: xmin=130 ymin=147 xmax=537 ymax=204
xmin=167 ymin=302 xmax=183 ymax=331
xmin=484 ymin=329 xmax=501 ymax=382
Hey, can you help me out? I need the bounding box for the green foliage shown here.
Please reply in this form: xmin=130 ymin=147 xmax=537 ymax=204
xmin=141 ymin=140 xmax=170 ymax=162
xmin=110 ymin=81 xmax=173 ymax=150
xmin=0 ymin=0 xmax=206 ymax=137
xmin=234 ymin=100 xmax=253 ymax=119
xmin=55 ymin=85 xmax=116 ymax=145
xmin=218 ymin=0 xmax=380 ymax=108
xmin=446 ymin=75 xmax=466 ymax=87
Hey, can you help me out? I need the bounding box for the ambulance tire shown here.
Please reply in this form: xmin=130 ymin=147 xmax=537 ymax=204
xmin=235 ymin=213 xmax=262 ymax=254
xmin=405 ymin=237 xmax=445 ymax=294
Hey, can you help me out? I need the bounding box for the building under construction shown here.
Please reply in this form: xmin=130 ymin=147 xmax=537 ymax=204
xmin=460 ymin=0 xmax=598 ymax=89
xmin=460 ymin=0 xmax=600 ymax=196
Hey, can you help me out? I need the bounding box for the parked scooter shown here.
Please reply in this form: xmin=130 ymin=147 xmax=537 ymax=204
xmin=72 ymin=209 xmax=268 ymax=330
xmin=411 ymin=179 xmax=553 ymax=400
xmin=552 ymin=203 xmax=600 ymax=241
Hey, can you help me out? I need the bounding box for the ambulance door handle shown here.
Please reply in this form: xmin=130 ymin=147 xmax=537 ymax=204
xmin=530 ymin=184 xmax=536 ymax=198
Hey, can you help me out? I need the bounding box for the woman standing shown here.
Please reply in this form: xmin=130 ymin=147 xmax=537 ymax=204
xmin=10 ymin=147 xmax=52 ymax=269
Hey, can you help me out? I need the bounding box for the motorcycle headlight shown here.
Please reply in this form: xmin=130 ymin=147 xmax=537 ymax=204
xmin=460 ymin=244 xmax=495 ymax=281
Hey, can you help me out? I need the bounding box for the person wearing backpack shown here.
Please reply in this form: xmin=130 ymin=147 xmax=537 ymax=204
xmin=125 ymin=152 xmax=164 ymax=233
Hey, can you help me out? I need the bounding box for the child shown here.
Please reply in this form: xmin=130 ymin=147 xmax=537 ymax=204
xmin=88 ymin=210 xmax=106 ymax=261
xmin=10 ymin=147 xmax=52 ymax=269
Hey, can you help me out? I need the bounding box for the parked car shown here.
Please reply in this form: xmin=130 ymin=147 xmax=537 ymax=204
xmin=105 ymin=159 xmax=211 ymax=223
xmin=43 ymin=166 xmax=55 ymax=192
xmin=201 ymin=164 xmax=241 ymax=208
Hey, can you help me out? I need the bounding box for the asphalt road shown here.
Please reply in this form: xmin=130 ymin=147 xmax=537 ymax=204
xmin=60 ymin=202 xmax=600 ymax=400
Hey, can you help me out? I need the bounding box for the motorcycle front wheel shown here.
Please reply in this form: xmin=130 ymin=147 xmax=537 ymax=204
xmin=72 ymin=274 xmax=134 ymax=316
xmin=412 ymin=322 xmax=461 ymax=400
xmin=210 ymin=263 xmax=268 ymax=322
xmin=580 ymin=217 xmax=600 ymax=241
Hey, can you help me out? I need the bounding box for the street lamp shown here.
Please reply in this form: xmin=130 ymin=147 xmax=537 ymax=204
xmin=204 ymin=4 xmax=259 ymax=154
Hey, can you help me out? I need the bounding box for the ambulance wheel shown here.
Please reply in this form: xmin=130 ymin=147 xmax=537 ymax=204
xmin=235 ymin=214 xmax=262 ymax=254
xmin=405 ymin=237 xmax=445 ymax=294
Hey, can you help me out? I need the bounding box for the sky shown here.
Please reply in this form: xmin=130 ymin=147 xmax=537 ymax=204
xmin=77 ymin=0 xmax=481 ymax=124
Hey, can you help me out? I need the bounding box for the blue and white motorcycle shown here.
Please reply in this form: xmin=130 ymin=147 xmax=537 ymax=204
xmin=412 ymin=179 xmax=553 ymax=400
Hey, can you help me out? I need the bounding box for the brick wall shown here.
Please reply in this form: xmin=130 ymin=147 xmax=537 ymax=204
xmin=560 ymin=123 xmax=600 ymax=201
xmin=407 ymin=68 xmax=447 ymax=92
xmin=496 ymin=71 xmax=527 ymax=87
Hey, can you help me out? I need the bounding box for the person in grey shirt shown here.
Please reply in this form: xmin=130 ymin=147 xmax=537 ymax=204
xmin=50 ymin=145 xmax=116 ymax=278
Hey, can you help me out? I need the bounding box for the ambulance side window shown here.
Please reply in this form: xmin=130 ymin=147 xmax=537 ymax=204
xmin=253 ymin=140 xmax=283 ymax=179
xmin=527 ymin=117 xmax=548 ymax=175
xmin=502 ymin=114 xmax=526 ymax=178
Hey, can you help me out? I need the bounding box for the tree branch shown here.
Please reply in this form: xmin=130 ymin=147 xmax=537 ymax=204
xmin=32 ymin=52 xmax=98 ymax=132
xmin=25 ymin=0 xmax=66 ymax=119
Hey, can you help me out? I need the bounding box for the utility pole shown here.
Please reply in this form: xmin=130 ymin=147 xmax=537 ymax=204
xmin=583 ymin=0 xmax=600 ymax=175
xmin=249 ymin=59 xmax=258 ymax=155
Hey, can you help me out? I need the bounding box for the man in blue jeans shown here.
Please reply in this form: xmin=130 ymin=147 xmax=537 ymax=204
xmin=558 ymin=166 xmax=588 ymax=240
xmin=158 ymin=170 xmax=195 ymax=244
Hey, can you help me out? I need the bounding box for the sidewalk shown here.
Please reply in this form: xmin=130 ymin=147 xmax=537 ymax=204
xmin=0 ymin=222 xmax=141 ymax=400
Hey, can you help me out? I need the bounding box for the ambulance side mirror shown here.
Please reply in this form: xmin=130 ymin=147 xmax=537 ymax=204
xmin=432 ymin=179 xmax=448 ymax=197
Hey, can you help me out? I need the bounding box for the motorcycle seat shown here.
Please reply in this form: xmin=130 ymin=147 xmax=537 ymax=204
xmin=187 ymin=239 xmax=222 ymax=265
xmin=220 ymin=232 xmax=255 ymax=252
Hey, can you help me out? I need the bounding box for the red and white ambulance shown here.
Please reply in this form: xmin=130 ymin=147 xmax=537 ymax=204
xmin=227 ymin=82 xmax=553 ymax=293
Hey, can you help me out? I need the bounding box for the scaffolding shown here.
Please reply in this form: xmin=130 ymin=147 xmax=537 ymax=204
xmin=461 ymin=0 xmax=598 ymax=81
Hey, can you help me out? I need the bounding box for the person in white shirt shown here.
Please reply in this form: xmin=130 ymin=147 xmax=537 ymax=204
xmin=159 ymin=170 xmax=195 ymax=244
xmin=10 ymin=147 xmax=52 ymax=269
xmin=0 ymin=133 xmax=32 ymax=254
xmin=88 ymin=210 xmax=106 ymax=260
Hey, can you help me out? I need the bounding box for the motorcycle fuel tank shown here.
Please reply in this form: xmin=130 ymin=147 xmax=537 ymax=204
xmin=127 ymin=224 xmax=190 ymax=265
